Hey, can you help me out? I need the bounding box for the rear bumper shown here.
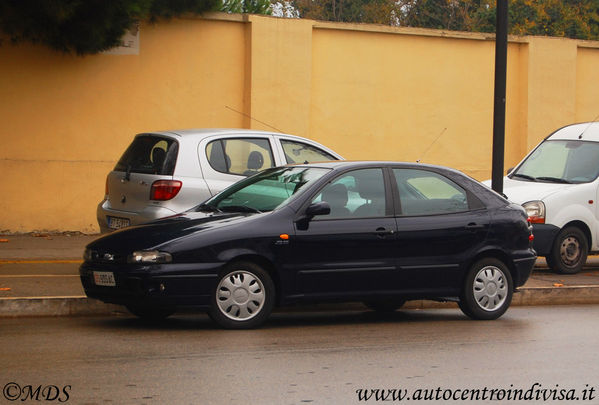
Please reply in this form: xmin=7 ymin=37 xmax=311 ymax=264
xmin=531 ymin=223 xmax=560 ymax=256
xmin=512 ymin=253 xmax=537 ymax=288
xmin=96 ymin=199 xmax=177 ymax=233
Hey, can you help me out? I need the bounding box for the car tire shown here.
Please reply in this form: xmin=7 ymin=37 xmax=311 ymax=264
xmin=548 ymin=226 xmax=588 ymax=274
xmin=125 ymin=304 xmax=175 ymax=321
xmin=459 ymin=258 xmax=513 ymax=320
xmin=209 ymin=261 xmax=275 ymax=329
xmin=363 ymin=299 xmax=406 ymax=312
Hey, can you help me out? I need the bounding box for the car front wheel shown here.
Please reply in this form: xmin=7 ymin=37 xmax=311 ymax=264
xmin=209 ymin=262 xmax=275 ymax=329
xmin=460 ymin=258 xmax=513 ymax=320
xmin=547 ymin=226 xmax=588 ymax=274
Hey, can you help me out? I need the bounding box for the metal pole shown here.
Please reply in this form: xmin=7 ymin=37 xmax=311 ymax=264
xmin=492 ymin=0 xmax=508 ymax=194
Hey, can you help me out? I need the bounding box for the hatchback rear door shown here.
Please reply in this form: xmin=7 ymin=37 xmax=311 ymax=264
xmin=106 ymin=135 xmax=178 ymax=215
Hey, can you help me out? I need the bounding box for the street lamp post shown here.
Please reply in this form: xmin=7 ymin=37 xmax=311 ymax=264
xmin=492 ymin=0 xmax=508 ymax=194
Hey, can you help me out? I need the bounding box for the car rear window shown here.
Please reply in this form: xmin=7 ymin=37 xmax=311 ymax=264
xmin=115 ymin=135 xmax=178 ymax=175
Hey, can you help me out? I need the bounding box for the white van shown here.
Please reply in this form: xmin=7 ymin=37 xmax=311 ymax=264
xmin=499 ymin=122 xmax=599 ymax=274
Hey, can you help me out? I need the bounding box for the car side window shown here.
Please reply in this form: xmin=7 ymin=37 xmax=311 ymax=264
xmin=206 ymin=138 xmax=275 ymax=176
xmin=393 ymin=168 xmax=470 ymax=216
xmin=311 ymin=168 xmax=386 ymax=219
xmin=281 ymin=140 xmax=336 ymax=164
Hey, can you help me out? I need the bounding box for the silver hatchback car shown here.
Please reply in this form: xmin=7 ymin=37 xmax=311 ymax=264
xmin=97 ymin=129 xmax=342 ymax=232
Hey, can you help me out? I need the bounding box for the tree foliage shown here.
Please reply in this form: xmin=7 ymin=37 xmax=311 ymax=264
xmin=221 ymin=0 xmax=273 ymax=14
xmin=279 ymin=0 xmax=599 ymax=41
xmin=0 ymin=0 xmax=219 ymax=55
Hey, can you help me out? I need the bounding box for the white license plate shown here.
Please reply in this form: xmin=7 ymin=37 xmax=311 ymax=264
xmin=93 ymin=271 xmax=116 ymax=287
xmin=108 ymin=216 xmax=130 ymax=230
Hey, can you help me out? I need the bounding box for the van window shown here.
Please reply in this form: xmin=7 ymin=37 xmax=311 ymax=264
xmin=206 ymin=138 xmax=274 ymax=176
xmin=512 ymin=140 xmax=599 ymax=183
xmin=115 ymin=135 xmax=178 ymax=175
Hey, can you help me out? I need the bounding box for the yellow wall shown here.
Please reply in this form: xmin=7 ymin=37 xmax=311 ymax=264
xmin=1 ymin=13 xmax=599 ymax=233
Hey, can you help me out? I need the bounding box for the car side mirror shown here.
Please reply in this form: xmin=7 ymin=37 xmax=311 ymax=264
xmin=305 ymin=201 xmax=331 ymax=217
xmin=296 ymin=202 xmax=330 ymax=231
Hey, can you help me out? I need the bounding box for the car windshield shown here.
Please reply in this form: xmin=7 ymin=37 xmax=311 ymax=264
xmin=199 ymin=166 xmax=331 ymax=213
xmin=512 ymin=140 xmax=599 ymax=184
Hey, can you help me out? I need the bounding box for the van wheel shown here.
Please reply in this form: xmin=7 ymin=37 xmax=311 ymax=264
xmin=548 ymin=226 xmax=588 ymax=274
xmin=459 ymin=258 xmax=513 ymax=320
xmin=208 ymin=261 xmax=274 ymax=329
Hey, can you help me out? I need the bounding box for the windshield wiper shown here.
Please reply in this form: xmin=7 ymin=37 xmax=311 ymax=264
xmin=196 ymin=203 xmax=222 ymax=213
xmin=219 ymin=205 xmax=263 ymax=214
xmin=536 ymin=176 xmax=572 ymax=184
xmin=511 ymin=173 xmax=537 ymax=182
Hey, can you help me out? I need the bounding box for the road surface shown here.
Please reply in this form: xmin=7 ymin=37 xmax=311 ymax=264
xmin=2 ymin=306 xmax=599 ymax=404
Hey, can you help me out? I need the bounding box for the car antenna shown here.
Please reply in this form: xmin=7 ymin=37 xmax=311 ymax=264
xmin=417 ymin=128 xmax=447 ymax=163
xmin=225 ymin=105 xmax=284 ymax=133
xmin=579 ymin=113 xmax=599 ymax=139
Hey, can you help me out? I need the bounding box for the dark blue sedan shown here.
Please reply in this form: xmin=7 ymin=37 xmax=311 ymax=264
xmin=80 ymin=161 xmax=536 ymax=328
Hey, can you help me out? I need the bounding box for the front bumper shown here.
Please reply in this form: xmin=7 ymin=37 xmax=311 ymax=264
xmin=531 ymin=223 xmax=560 ymax=256
xmin=79 ymin=262 xmax=221 ymax=309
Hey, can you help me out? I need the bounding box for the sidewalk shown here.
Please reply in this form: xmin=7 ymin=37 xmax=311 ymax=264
xmin=1 ymin=233 xmax=599 ymax=317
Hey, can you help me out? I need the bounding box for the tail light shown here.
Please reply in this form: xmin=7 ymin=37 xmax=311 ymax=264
xmin=151 ymin=180 xmax=182 ymax=201
xmin=105 ymin=176 xmax=109 ymax=196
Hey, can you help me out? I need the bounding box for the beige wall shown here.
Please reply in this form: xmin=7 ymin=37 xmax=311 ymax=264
xmin=1 ymin=13 xmax=599 ymax=233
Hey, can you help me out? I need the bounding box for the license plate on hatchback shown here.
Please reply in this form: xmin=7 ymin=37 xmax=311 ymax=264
xmin=93 ymin=271 xmax=116 ymax=287
xmin=108 ymin=216 xmax=130 ymax=230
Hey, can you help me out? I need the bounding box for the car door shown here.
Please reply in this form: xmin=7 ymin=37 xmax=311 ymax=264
xmin=391 ymin=167 xmax=490 ymax=293
xmin=288 ymin=167 xmax=398 ymax=298
xmin=200 ymin=136 xmax=277 ymax=196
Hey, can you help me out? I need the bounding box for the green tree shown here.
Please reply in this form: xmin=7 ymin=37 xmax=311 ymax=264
xmin=283 ymin=0 xmax=599 ymax=40
xmin=288 ymin=0 xmax=398 ymax=24
xmin=221 ymin=0 xmax=273 ymax=14
xmin=0 ymin=0 xmax=218 ymax=55
xmin=398 ymin=0 xmax=599 ymax=40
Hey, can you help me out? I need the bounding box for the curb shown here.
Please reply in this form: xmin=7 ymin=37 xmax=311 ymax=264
xmin=0 ymin=296 xmax=121 ymax=317
xmin=2 ymin=285 xmax=599 ymax=317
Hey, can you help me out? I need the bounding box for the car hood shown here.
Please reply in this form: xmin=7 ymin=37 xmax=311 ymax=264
xmin=88 ymin=211 xmax=260 ymax=253
xmin=498 ymin=177 xmax=572 ymax=204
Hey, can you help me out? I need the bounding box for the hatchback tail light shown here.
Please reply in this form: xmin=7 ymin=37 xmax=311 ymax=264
xmin=151 ymin=180 xmax=182 ymax=201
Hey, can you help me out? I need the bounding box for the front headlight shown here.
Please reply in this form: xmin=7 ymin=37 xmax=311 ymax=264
xmin=523 ymin=201 xmax=545 ymax=224
xmin=83 ymin=248 xmax=94 ymax=262
xmin=128 ymin=250 xmax=172 ymax=264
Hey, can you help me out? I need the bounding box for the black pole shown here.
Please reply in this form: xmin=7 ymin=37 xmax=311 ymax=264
xmin=492 ymin=0 xmax=508 ymax=194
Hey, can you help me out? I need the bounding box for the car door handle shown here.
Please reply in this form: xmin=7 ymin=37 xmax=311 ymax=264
xmin=465 ymin=223 xmax=485 ymax=231
xmin=375 ymin=227 xmax=395 ymax=237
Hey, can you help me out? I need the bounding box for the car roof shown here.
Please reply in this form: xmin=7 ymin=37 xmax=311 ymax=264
xmin=140 ymin=128 xmax=310 ymax=141
xmin=547 ymin=122 xmax=599 ymax=142
xmin=292 ymin=160 xmax=466 ymax=175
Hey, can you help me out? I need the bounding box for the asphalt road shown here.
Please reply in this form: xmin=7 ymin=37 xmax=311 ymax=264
xmin=2 ymin=306 xmax=599 ymax=404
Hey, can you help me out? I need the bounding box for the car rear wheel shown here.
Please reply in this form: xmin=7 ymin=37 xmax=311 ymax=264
xmin=548 ymin=226 xmax=588 ymax=274
xmin=125 ymin=304 xmax=175 ymax=321
xmin=460 ymin=258 xmax=513 ymax=320
xmin=363 ymin=299 xmax=406 ymax=312
xmin=209 ymin=262 xmax=275 ymax=329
